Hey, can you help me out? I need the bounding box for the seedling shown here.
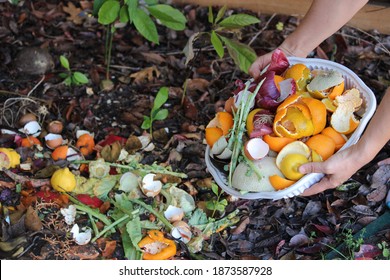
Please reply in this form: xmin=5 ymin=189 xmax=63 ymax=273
xmin=206 ymin=183 xmax=228 ymax=218
xmin=377 ymin=241 xmax=390 ymax=260
xmin=93 ymin=0 xmax=187 ymax=87
xmin=141 ymin=87 xmax=169 ymax=135
xmin=59 ymin=55 xmax=89 ymax=86
xmin=184 ymin=5 xmax=260 ymax=74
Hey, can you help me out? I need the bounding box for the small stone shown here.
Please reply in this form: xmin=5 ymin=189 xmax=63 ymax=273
xmin=14 ymin=47 xmax=54 ymax=75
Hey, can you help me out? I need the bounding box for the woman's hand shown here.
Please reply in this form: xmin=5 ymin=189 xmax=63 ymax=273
xmin=298 ymin=145 xmax=365 ymax=196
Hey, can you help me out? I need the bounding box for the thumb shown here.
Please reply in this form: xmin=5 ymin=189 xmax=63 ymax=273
xmin=299 ymin=161 xmax=326 ymax=174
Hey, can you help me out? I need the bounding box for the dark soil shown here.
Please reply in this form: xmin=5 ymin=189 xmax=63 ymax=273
xmin=1 ymin=0 xmax=390 ymax=260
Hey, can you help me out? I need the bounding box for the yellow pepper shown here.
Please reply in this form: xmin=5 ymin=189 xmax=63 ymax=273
xmin=138 ymin=230 xmax=176 ymax=260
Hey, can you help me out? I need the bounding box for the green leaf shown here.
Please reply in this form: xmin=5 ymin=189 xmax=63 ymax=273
xmin=276 ymin=21 xmax=284 ymax=31
xmin=98 ymin=0 xmax=120 ymax=25
xmin=220 ymin=36 xmax=257 ymax=73
xmin=208 ymin=6 xmax=214 ymax=24
xmin=152 ymin=86 xmax=169 ymax=110
xmin=205 ymin=201 xmax=216 ymax=211
xmin=121 ymin=227 xmax=141 ymax=260
xmin=140 ymin=220 xmax=160 ymax=229
xmin=126 ymin=216 xmax=142 ymax=250
xmin=73 ymin=72 xmax=89 ymax=84
xmin=147 ymin=4 xmax=187 ymax=31
xmin=211 ymin=183 xmax=219 ymax=196
xmin=126 ymin=0 xmax=137 ymax=23
xmin=94 ymin=177 xmax=117 ymax=200
xmin=64 ymin=76 xmax=72 ymax=86
xmin=188 ymin=209 xmax=208 ymax=227
xmin=218 ymin=14 xmax=260 ymax=29
xmin=93 ymin=0 xmax=106 ymax=16
xmin=133 ymin=8 xmax=159 ymax=44
xmin=215 ymin=5 xmax=227 ymax=24
xmin=215 ymin=203 xmax=226 ymax=212
xmin=211 ymin=31 xmax=224 ymax=58
xmin=60 ymin=55 xmax=70 ymax=70
xmin=58 ymin=72 xmax=68 ymax=79
xmin=141 ymin=116 xmax=151 ymax=130
xmin=119 ymin=5 xmax=129 ymax=23
xmin=144 ymin=0 xmax=158 ymax=5
xmin=152 ymin=108 xmax=168 ymax=121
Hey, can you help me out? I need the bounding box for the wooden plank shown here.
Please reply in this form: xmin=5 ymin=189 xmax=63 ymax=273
xmin=173 ymin=0 xmax=390 ymax=34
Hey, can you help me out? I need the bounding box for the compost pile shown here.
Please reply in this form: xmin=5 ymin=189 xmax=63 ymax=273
xmin=0 ymin=0 xmax=390 ymax=260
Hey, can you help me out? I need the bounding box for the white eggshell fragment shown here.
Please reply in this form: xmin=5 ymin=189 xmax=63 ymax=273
xmin=164 ymin=205 xmax=184 ymax=222
xmin=171 ymin=221 xmax=192 ymax=244
xmin=141 ymin=173 xmax=162 ymax=197
xmin=70 ymin=224 xmax=92 ymax=245
xmin=244 ymin=138 xmax=269 ymax=160
xmin=20 ymin=121 xmax=41 ymax=137
xmin=44 ymin=133 xmax=64 ymax=149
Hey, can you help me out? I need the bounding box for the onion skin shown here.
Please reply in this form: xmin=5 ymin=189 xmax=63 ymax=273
xmin=249 ymin=110 xmax=274 ymax=138
xmin=266 ymin=48 xmax=290 ymax=75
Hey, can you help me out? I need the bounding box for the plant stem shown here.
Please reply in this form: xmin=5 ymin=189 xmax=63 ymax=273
xmin=88 ymin=213 xmax=100 ymax=238
xmin=105 ymin=25 xmax=115 ymax=80
xmin=130 ymin=198 xmax=173 ymax=231
xmin=92 ymin=214 xmax=130 ymax=243
xmin=241 ymin=148 xmax=262 ymax=180
xmin=68 ymin=195 xmax=112 ymax=226
xmin=72 ymin=160 xmax=187 ymax=178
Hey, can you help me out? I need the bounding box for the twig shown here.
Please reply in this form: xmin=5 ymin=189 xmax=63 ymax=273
xmin=248 ymin=13 xmax=277 ymax=46
xmin=27 ymin=75 xmax=45 ymax=97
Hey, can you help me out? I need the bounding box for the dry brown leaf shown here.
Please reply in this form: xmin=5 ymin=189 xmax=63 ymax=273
xmin=67 ymin=244 xmax=100 ymax=260
xmin=186 ymin=78 xmax=210 ymax=92
xmin=63 ymin=2 xmax=83 ymax=25
xmin=231 ymin=216 xmax=250 ymax=235
xmin=366 ymin=184 xmax=387 ymax=202
xmin=130 ymin=66 xmax=160 ymax=85
xmin=141 ymin=52 xmax=165 ymax=65
xmin=25 ymin=206 xmax=43 ymax=232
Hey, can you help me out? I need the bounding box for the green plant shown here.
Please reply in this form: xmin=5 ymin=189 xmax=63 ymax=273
xmin=377 ymin=241 xmax=390 ymax=259
xmin=323 ymin=228 xmax=365 ymax=260
xmin=93 ymin=0 xmax=187 ymax=84
xmin=141 ymin=86 xmax=169 ymax=135
xmin=184 ymin=5 xmax=260 ymax=74
xmin=59 ymin=55 xmax=89 ymax=86
xmin=206 ymin=183 xmax=228 ymax=218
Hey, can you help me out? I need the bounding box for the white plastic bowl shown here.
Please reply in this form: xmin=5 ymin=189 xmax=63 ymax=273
xmin=205 ymin=57 xmax=377 ymax=200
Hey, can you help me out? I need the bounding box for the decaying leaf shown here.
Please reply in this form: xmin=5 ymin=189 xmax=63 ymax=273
xmin=100 ymin=141 xmax=122 ymax=162
xmin=130 ymin=66 xmax=160 ymax=85
xmin=25 ymin=206 xmax=42 ymax=231
xmin=367 ymin=184 xmax=388 ymax=202
xmin=371 ymin=164 xmax=390 ymax=185
xmin=63 ymin=2 xmax=84 ymax=25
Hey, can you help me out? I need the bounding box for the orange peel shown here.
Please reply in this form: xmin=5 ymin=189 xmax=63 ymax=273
xmin=301 ymin=97 xmax=327 ymax=135
xmin=283 ymin=63 xmax=311 ymax=91
xmin=321 ymin=126 xmax=347 ymax=151
xmin=205 ymin=127 xmax=224 ymax=148
xmin=206 ymin=111 xmax=234 ymax=136
xmin=269 ymin=174 xmax=296 ymax=190
xmin=305 ymin=134 xmax=336 ymax=160
xmin=20 ymin=136 xmax=42 ymax=148
xmin=263 ymin=134 xmax=295 ymax=153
